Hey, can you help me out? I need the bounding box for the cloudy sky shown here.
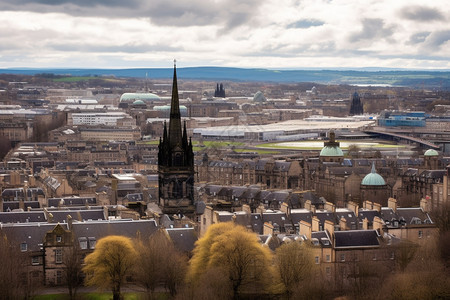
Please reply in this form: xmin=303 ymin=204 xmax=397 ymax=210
xmin=0 ymin=0 xmax=449 ymax=69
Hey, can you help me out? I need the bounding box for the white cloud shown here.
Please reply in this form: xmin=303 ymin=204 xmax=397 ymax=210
xmin=0 ymin=0 xmax=449 ymax=69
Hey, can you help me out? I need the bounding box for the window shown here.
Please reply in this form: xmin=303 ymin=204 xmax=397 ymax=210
xmin=340 ymin=254 xmax=345 ymax=262
xmin=326 ymin=267 xmax=331 ymax=275
xmin=88 ymin=237 xmax=96 ymax=249
xmin=79 ymin=238 xmax=88 ymax=250
xmin=390 ymin=252 xmax=395 ymax=260
xmin=56 ymin=236 xmax=62 ymax=243
xmin=326 ymin=254 xmax=331 ymax=262
xmin=20 ymin=243 xmax=27 ymax=252
xmin=315 ymin=256 xmax=320 ymax=264
xmin=55 ymin=249 xmax=62 ymax=264
xmin=418 ymin=230 xmax=423 ymax=239
xmin=56 ymin=270 xmax=62 ymax=285
xmin=31 ymin=256 xmax=40 ymax=265
xmin=372 ymin=253 xmax=377 ymax=261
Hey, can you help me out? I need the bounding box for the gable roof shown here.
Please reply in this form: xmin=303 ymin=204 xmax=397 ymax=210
xmin=165 ymin=227 xmax=197 ymax=253
xmin=0 ymin=211 xmax=46 ymax=224
xmin=334 ymin=230 xmax=380 ymax=249
xmin=71 ymin=219 xmax=158 ymax=241
xmin=0 ymin=223 xmax=65 ymax=252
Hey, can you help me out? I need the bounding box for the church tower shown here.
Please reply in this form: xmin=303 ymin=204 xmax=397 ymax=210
xmin=349 ymin=91 xmax=364 ymax=116
xmin=158 ymin=61 xmax=195 ymax=215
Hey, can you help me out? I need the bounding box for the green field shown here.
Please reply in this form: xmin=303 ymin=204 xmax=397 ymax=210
xmin=257 ymin=140 xmax=406 ymax=150
xmin=53 ymin=76 xmax=95 ymax=82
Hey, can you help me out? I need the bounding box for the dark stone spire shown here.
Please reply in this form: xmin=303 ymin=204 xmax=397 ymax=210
xmin=214 ymin=82 xmax=226 ymax=97
xmin=158 ymin=61 xmax=195 ymax=216
xmin=168 ymin=60 xmax=183 ymax=149
xmin=349 ymin=91 xmax=364 ymax=116
xmin=182 ymin=120 xmax=188 ymax=150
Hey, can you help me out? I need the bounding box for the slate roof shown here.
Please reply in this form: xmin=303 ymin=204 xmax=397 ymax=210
xmin=314 ymin=210 xmax=336 ymax=227
xmin=289 ymin=209 xmax=313 ymax=225
xmin=250 ymin=213 xmax=264 ymax=234
xmin=380 ymin=208 xmax=399 ymax=225
xmin=396 ymin=208 xmax=433 ymax=225
xmin=1 ymin=188 xmax=24 ymax=197
xmin=125 ymin=193 xmax=144 ymax=202
xmin=43 ymin=176 xmax=61 ymax=191
xmin=48 ymin=209 xmax=106 ymax=223
xmin=165 ymin=227 xmax=197 ymax=253
xmin=71 ymin=219 xmax=158 ymax=241
xmin=48 ymin=197 xmax=97 ymax=207
xmin=0 ymin=211 xmax=46 ymax=223
xmin=0 ymin=223 xmax=64 ymax=252
xmin=334 ymin=230 xmax=380 ymax=248
xmin=419 ymin=170 xmax=445 ymax=182
xmin=274 ymin=161 xmax=291 ymax=171
xmin=302 ymin=191 xmax=326 ymax=207
xmin=358 ymin=209 xmax=381 ymax=224
xmin=262 ymin=211 xmax=289 ymax=232
xmin=205 ymin=185 xmax=223 ymax=196
xmin=335 ymin=208 xmax=359 ymax=230
xmin=3 ymin=201 xmax=40 ymax=211
xmin=311 ymin=230 xmax=332 ymax=247
xmin=195 ymin=201 xmax=206 ymax=215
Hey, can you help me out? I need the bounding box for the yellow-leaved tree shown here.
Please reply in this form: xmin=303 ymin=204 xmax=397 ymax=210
xmin=187 ymin=222 xmax=273 ymax=299
xmin=83 ymin=235 xmax=137 ymax=300
xmin=275 ymin=241 xmax=315 ymax=298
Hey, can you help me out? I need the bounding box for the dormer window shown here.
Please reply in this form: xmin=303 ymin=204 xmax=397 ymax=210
xmin=79 ymin=237 xmax=88 ymax=250
xmin=88 ymin=237 xmax=96 ymax=249
xmin=56 ymin=236 xmax=62 ymax=243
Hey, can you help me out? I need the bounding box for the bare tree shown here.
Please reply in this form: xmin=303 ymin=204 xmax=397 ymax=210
xmin=275 ymin=241 xmax=315 ymax=298
xmin=63 ymin=241 xmax=83 ymax=300
xmin=135 ymin=230 xmax=187 ymax=299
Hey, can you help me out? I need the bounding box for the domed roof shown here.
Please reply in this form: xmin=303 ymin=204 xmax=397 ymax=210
xmin=320 ymin=131 xmax=343 ymax=157
xmin=424 ymin=149 xmax=439 ymax=156
xmin=120 ymin=93 xmax=160 ymax=102
xmin=253 ymin=91 xmax=266 ymax=102
xmin=361 ymin=163 xmax=386 ymax=186
xmin=132 ymin=100 xmax=145 ymax=105
xmin=320 ymin=146 xmax=344 ymax=157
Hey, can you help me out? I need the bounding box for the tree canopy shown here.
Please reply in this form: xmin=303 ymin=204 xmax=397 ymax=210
xmin=275 ymin=241 xmax=315 ymax=297
xmin=188 ymin=222 xmax=273 ymax=299
xmin=83 ymin=235 xmax=137 ymax=300
xmin=134 ymin=229 xmax=187 ymax=297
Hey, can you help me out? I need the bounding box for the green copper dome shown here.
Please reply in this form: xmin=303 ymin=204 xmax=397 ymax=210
xmin=361 ymin=163 xmax=386 ymax=186
xmin=133 ymin=100 xmax=145 ymax=105
xmin=424 ymin=149 xmax=438 ymax=156
xmin=320 ymin=146 xmax=344 ymax=157
xmin=120 ymin=93 xmax=161 ymax=102
xmin=253 ymin=91 xmax=267 ymax=102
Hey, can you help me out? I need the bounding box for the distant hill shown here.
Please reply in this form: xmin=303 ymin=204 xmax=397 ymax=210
xmin=1 ymin=67 xmax=450 ymax=89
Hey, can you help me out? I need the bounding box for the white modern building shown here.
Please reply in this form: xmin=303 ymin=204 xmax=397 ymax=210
xmin=69 ymin=112 xmax=133 ymax=126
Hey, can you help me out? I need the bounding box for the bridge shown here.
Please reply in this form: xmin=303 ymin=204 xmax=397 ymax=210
xmin=363 ymin=130 xmax=440 ymax=150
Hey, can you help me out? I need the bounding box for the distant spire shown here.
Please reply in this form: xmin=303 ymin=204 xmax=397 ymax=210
xmin=168 ymin=61 xmax=182 ymax=148
xmin=182 ymin=120 xmax=188 ymax=149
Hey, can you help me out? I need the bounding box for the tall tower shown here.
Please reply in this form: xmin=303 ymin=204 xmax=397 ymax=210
xmin=158 ymin=61 xmax=195 ymax=215
xmin=349 ymin=91 xmax=364 ymax=116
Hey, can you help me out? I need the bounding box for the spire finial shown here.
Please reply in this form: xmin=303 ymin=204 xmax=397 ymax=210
xmin=371 ymin=162 xmax=376 ymax=173
xmin=174 ymin=59 xmax=176 ymax=67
